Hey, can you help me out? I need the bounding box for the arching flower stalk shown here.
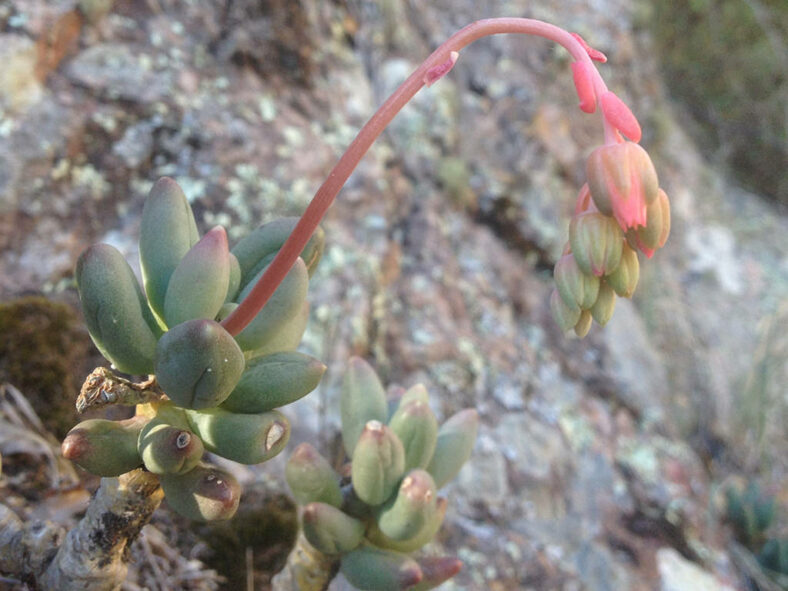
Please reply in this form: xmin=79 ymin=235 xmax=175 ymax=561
xmin=219 ymin=17 xmax=671 ymax=341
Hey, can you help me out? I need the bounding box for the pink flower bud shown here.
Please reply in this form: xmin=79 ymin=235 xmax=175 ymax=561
xmin=571 ymin=61 xmax=596 ymax=113
xmin=590 ymin=282 xmax=616 ymax=326
xmin=606 ymin=243 xmax=640 ymax=297
xmin=571 ymin=33 xmax=607 ymax=63
xmin=574 ymin=183 xmax=598 ymax=216
xmin=586 ymin=142 xmax=659 ymax=232
xmin=574 ymin=310 xmax=593 ymax=338
xmin=600 ymin=92 xmax=642 ymax=142
xmin=569 ymin=212 xmax=624 ymax=277
xmin=554 ymin=254 xmax=600 ymax=311
xmin=550 ymin=289 xmax=581 ymax=332
xmin=626 ymin=188 xmax=670 ymax=258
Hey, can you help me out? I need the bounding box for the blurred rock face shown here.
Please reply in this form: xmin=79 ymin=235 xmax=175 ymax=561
xmin=0 ymin=0 xmax=785 ymax=589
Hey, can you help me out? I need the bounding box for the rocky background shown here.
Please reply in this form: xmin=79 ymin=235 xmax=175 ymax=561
xmin=0 ymin=0 xmax=786 ymax=590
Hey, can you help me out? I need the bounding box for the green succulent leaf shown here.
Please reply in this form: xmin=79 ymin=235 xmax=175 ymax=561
xmin=231 ymin=218 xmax=325 ymax=288
xmin=411 ymin=557 xmax=463 ymax=591
xmin=234 ymin=258 xmax=309 ymax=353
xmin=351 ymin=421 xmax=405 ymax=506
xmin=139 ymin=177 xmax=199 ymax=321
xmin=341 ymin=357 xmax=389 ymax=458
xmin=340 ymin=545 xmax=423 ymax=591
xmin=388 ymin=400 xmax=438 ymax=471
xmin=76 ymin=244 xmax=159 ymax=374
xmin=163 ymin=226 xmax=230 ymax=327
xmin=226 ymin=253 xmax=241 ymax=303
xmin=160 ymin=462 xmax=240 ymax=522
xmin=367 ymin=497 xmax=447 ymax=553
xmin=301 ymin=502 xmax=365 ymax=555
xmin=221 ymin=351 xmax=326 ymax=414
xmin=138 ymin=420 xmax=204 ymax=475
xmin=184 ymin=407 xmax=290 ymax=464
xmin=285 ymin=442 xmax=343 ymax=507
xmin=155 ymin=319 xmax=245 ymax=409
xmin=376 ymin=470 xmax=438 ymax=541
xmin=426 ymin=409 xmax=478 ymax=489
xmin=62 ymin=416 xmax=147 ymax=476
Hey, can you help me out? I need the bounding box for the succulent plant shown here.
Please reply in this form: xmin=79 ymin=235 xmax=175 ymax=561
xmin=285 ymin=358 xmax=477 ymax=590
xmin=52 ymin=16 xmax=671 ymax=588
xmin=64 ymin=177 xmax=326 ymax=521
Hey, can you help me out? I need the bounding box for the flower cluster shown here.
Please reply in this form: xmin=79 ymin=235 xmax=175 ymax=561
xmin=551 ymin=39 xmax=671 ymax=337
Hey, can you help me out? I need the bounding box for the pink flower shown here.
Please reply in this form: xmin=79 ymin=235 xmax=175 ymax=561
xmin=585 ymin=142 xmax=659 ymax=232
xmin=571 ymin=61 xmax=597 ymax=113
xmin=600 ymin=91 xmax=641 ymax=142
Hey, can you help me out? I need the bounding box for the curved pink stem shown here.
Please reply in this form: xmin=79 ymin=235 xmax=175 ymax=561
xmin=222 ymin=18 xmax=613 ymax=336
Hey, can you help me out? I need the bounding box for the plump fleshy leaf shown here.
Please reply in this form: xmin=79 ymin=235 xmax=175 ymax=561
xmin=184 ymin=407 xmax=290 ymax=464
xmin=341 ymin=357 xmax=389 ymax=457
xmin=138 ymin=419 xmax=203 ymax=475
xmin=220 ymin=351 xmax=326 ymax=414
xmin=340 ymin=545 xmax=423 ymax=591
xmin=234 ymin=258 xmax=309 ymax=353
xmin=426 ymin=409 xmax=478 ymax=489
xmin=139 ymin=177 xmax=199 ymax=320
xmin=163 ymin=226 xmax=230 ymax=327
xmin=76 ymin=244 xmax=159 ymax=374
xmin=160 ymin=462 xmax=240 ymax=522
xmin=301 ymin=502 xmax=365 ymax=555
xmin=285 ymin=442 xmax=343 ymax=507
xmin=388 ymin=400 xmax=438 ymax=471
xmin=351 ymin=421 xmax=405 ymax=506
xmin=367 ymin=498 xmax=448 ymax=553
xmin=376 ymin=470 xmax=438 ymax=541
xmin=155 ymin=319 xmax=245 ymax=409
xmin=62 ymin=416 xmax=147 ymax=476
xmin=231 ymin=218 xmax=324 ymax=288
